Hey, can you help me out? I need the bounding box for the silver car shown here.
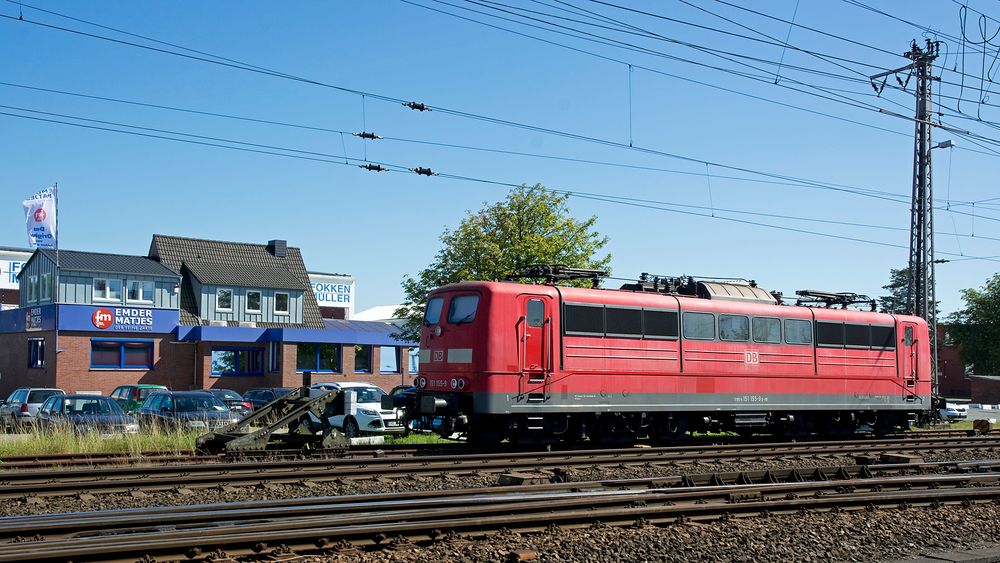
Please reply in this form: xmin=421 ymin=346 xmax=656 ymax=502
xmin=1 ymin=387 xmax=65 ymax=430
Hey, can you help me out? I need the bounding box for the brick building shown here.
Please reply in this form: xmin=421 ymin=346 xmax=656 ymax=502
xmin=0 ymin=236 xmax=414 ymax=397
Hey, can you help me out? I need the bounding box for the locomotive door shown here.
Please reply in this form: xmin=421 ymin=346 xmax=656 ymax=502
xmin=900 ymin=322 xmax=919 ymax=391
xmin=518 ymin=295 xmax=551 ymax=400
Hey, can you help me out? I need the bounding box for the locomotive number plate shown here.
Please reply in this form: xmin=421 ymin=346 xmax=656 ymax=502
xmin=744 ymin=351 xmax=759 ymax=365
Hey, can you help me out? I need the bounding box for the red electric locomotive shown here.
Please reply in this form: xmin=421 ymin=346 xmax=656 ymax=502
xmin=401 ymin=267 xmax=931 ymax=444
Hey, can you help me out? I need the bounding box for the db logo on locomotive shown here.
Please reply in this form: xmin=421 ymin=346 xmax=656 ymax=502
xmin=92 ymin=308 xmax=114 ymax=329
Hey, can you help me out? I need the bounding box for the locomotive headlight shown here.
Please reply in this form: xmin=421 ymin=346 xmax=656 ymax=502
xmin=457 ymin=379 xmax=466 ymax=390
xmin=417 ymin=377 xmax=427 ymax=389
xmin=433 ymin=325 xmax=443 ymax=337
xmin=450 ymin=378 xmax=458 ymax=390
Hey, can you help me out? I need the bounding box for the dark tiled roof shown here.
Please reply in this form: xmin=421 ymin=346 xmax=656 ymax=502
xmin=184 ymin=260 xmax=304 ymax=291
xmin=29 ymin=249 xmax=180 ymax=278
xmin=149 ymin=235 xmax=324 ymax=329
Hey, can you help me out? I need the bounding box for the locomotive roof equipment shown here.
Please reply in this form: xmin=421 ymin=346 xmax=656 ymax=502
xmin=795 ymin=289 xmax=878 ymax=311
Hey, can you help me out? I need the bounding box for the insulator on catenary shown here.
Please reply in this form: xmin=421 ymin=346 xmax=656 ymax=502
xmin=403 ymin=101 xmax=431 ymax=111
xmin=354 ymin=131 xmax=382 ymax=140
xmin=360 ymin=164 xmax=387 ymax=172
xmin=413 ymin=167 xmax=434 ymax=176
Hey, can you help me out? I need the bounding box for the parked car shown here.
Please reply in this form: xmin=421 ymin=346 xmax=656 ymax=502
xmin=318 ymin=382 xmax=401 ymax=437
xmin=36 ymin=394 xmax=139 ymax=435
xmin=940 ymin=404 xmax=969 ymax=421
xmin=0 ymin=387 xmax=65 ymax=430
xmin=136 ymin=391 xmax=239 ymax=431
xmin=243 ymin=387 xmax=294 ymax=410
xmin=206 ymin=389 xmax=253 ymax=416
xmin=110 ymin=384 xmax=168 ymax=413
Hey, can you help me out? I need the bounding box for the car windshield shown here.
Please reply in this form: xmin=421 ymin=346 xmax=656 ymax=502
xmin=62 ymin=398 xmax=123 ymax=416
xmin=175 ymin=395 xmax=228 ymax=413
xmin=28 ymin=390 xmax=62 ymax=403
xmin=350 ymin=387 xmax=386 ymax=404
xmin=211 ymin=390 xmax=242 ymax=400
xmin=275 ymin=388 xmax=293 ymax=398
xmin=138 ymin=387 xmax=165 ymax=400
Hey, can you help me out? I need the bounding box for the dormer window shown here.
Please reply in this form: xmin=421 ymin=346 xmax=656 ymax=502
xmin=27 ymin=275 xmax=38 ymax=302
xmin=246 ymin=290 xmax=262 ymax=313
xmin=217 ymin=288 xmax=233 ymax=312
xmin=275 ymin=292 xmax=289 ymax=315
xmin=40 ymin=272 xmax=52 ymax=301
xmin=94 ymin=279 xmax=122 ymax=302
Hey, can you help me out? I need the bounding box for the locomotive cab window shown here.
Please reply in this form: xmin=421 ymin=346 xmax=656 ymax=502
xmin=526 ymin=300 xmax=545 ymax=328
xmin=606 ymin=306 xmax=642 ymax=338
xmin=424 ymin=297 xmax=443 ymax=325
xmin=564 ymin=303 xmax=604 ymax=336
xmin=784 ymin=319 xmax=812 ymax=345
xmin=719 ymin=315 xmax=749 ymax=342
xmin=447 ymin=295 xmax=480 ymax=324
xmin=683 ymin=312 xmax=715 ymax=340
xmin=643 ymin=309 xmax=679 ymax=340
xmin=753 ymin=317 xmax=782 ymax=343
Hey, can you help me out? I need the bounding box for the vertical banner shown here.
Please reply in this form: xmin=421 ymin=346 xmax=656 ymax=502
xmin=22 ymin=186 xmax=57 ymax=249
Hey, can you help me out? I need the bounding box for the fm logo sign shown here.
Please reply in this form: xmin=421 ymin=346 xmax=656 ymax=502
xmin=92 ymin=308 xmax=114 ymax=329
xmin=33 ymin=208 xmax=46 ymax=222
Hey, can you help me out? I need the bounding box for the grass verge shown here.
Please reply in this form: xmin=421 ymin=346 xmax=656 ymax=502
xmin=0 ymin=425 xmax=202 ymax=458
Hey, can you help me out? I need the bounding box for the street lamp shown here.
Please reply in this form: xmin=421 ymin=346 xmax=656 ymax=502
xmin=934 ymin=140 xmax=956 ymax=150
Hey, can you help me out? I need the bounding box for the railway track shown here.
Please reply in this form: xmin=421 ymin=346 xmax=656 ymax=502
xmin=0 ymin=428 xmax=983 ymax=470
xmin=2 ymin=460 xmax=999 ymax=561
xmin=3 ymin=435 xmax=999 ymax=499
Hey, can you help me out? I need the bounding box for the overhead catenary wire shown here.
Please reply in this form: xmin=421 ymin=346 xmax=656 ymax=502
xmin=0 ymin=106 xmax=997 ymax=264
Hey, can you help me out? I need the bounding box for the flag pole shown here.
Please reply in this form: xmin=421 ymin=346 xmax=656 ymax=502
xmin=53 ymin=183 xmax=59 ymax=367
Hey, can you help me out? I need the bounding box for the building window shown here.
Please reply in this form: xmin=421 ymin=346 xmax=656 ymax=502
xmin=27 ymin=275 xmax=38 ymax=302
xmin=275 ymin=292 xmax=289 ymax=315
xmin=296 ymin=343 xmax=340 ymax=372
xmin=127 ymin=280 xmax=155 ymax=303
xmin=268 ymin=341 xmax=281 ymax=372
xmin=94 ymin=278 xmax=123 ymax=301
xmin=90 ymin=339 xmax=153 ymax=369
xmin=28 ymin=339 xmax=44 ymax=369
xmin=380 ymin=346 xmax=399 ymax=373
xmin=216 ymin=288 xmax=233 ymax=311
xmin=40 ymin=272 xmax=52 ymax=301
xmin=355 ymin=344 xmax=372 ymax=373
xmin=247 ymin=290 xmax=262 ymax=313
xmin=211 ymin=348 xmax=263 ymax=376
xmin=409 ymin=348 xmax=420 ymax=374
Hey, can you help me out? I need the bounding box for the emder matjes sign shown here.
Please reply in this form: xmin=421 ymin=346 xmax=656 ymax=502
xmin=58 ymin=305 xmax=179 ymax=333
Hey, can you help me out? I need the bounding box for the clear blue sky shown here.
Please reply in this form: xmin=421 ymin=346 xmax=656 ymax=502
xmin=1 ymin=0 xmax=997 ymax=314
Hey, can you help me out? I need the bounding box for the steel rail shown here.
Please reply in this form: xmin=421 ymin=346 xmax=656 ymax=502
xmin=1 ymin=463 xmax=998 ymax=561
xmin=3 ymin=436 xmax=998 ymax=498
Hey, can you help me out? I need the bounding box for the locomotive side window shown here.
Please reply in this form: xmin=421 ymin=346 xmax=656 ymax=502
xmin=564 ymin=303 xmax=604 ymax=336
xmin=447 ymin=295 xmax=480 ymax=324
xmin=682 ymin=312 xmax=715 ymax=340
xmin=643 ymin=309 xmax=679 ymax=339
xmin=845 ymin=324 xmax=871 ymax=348
xmin=719 ymin=315 xmax=750 ymax=342
xmin=816 ymin=322 xmax=845 ymax=347
xmin=752 ymin=317 xmax=782 ymax=343
xmin=606 ymin=307 xmax=642 ymax=338
xmin=871 ymin=325 xmax=896 ymax=350
xmin=424 ymin=297 xmax=444 ymax=325
xmin=784 ymin=319 xmax=812 ymax=345
xmin=526 ymin=300 xmax=545 ymax=328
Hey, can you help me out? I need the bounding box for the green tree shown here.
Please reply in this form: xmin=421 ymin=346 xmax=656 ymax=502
xmin=877 ymin=267 xmax=910 ymax=314
xmin=948 ymin=274 xmax=1000 ymax=375
xmin=877 ymin=266 xmax=939 ymax=315
xmin=394 ymin=184 xmax=611 ymax=341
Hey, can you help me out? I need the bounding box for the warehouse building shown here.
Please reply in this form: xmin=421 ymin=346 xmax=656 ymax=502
xmin=0 ymin=235 xmax=413 ymax=397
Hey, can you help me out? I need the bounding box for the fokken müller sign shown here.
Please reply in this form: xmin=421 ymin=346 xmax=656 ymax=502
xmin=91 ymin=308 xmax=154 ymax=331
